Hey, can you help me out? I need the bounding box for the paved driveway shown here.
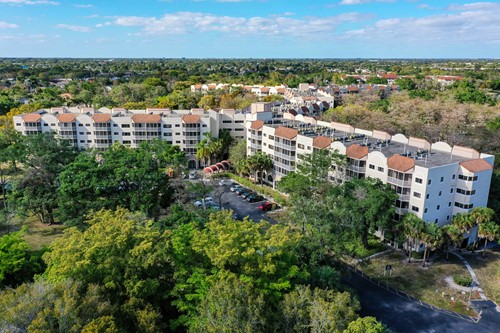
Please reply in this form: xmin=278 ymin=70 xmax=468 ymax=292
xmin=342 ymin=270 xmax=500 ymax=333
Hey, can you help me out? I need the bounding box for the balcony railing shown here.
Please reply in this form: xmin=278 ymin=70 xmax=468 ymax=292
xmin=387 ymin=176 xmax=412 ymax=188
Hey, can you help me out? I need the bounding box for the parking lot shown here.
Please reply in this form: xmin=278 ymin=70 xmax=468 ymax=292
xmin=219 ymin=188 xmax=276 ymax=223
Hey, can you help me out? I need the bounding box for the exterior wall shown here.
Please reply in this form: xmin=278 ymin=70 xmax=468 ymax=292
xmin=421 ymin=164 xmax=458 ymax=226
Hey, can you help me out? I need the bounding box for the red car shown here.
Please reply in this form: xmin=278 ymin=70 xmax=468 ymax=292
xmin=259 ymin=201 xmax=277 ymax=211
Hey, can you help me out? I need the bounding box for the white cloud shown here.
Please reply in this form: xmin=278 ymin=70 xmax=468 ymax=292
xmin=56 ymin=24 xmax=92 ymax=32
xmin=0 ymin=0 xmax=59 ymax=5
xmin=99 ymin=11 xmax=371 ymax=38
xmin=74 ymin=3 xmax=93 ymax=8
xmin=0 ymin=21 xmax=18 ymax=29
xmin=344 ymin=4 xmax=500 ymax=45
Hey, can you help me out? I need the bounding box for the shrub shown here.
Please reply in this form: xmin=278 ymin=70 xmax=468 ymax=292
xmin=453 ymin=274 xmax=473 ymax=287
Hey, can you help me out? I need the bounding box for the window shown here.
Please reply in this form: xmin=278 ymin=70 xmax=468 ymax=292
xmin=413 ymin=192 xmax=421 ymax=198
xmin=202 ymin=124 xmax=207 ymax=127
xmin=424 ymin=208 xmax=428 ymax=213
xmin=235 ymin=128 xmax=244 ymax=131
xmin=175 ymin=124 xmax=180 ymax=127
xmin=80 ymin=140 xmax=85 ymax=143
xmin=175 ymin=133 xmax=180 ymax=135
xmin=163 ymin=133 xmax=172 ymax=137
xmin=454 ymin=202 xmax=474 ymax=209
xmin=438 ymin=191 xmax=442 ymax=196
xmin=123 ymin=140 xmax=131 ymax=145
xmin=450 ymin=188 xmax=454 ymax=193
xmin=369 ymin=164 xmax=375 ymax=170
xmin=456 ymin=188 xmax=476 ymax=195
xmin=437 ymin=205 xmax=440 ymax=210
xmin=79 ymin=132 xmax=84 ymax=135
xmin=458 ymin=175 xmax=478 ymax=181
xmin=123 ymin=132 xmax=130 ymax=136
xmin=411 ymin=206 xmax=419 ymax=212
xmin=428 ymin=179 xmax=432 ymax=185
xmin=113 ymin=124 xmax=117 ymax=127
xmin=269 ymin=135 xmax=274 ymax=140
xmin=78 ymin=124 xmax=83 ymax=127
xmin=122 ymin=124 xmax=130 ymax=128
xmin=163 ymin=124 xmax=172 ymax=128
xmin=235 ymin=120 xmax=244 ymax=123
xmin=377 ymin=167 xmax=384 ymax=172
xmin=298 ymin=144 xmax=305 ymax=149
xmin=447 ymin=215 xmax=450 ymax=221
xmin=415 ymin=177 xmax=423 ymax=184
xmin=175 ymin=140 xmax=181 ymax=144
xmin=452 ymin=175 xmax=456 ymax=180
xmin=222 ymin=120 xmax=232 ymax=124
xmin=426 ymin=194 xmax=429 ymax=199
xmin=44 ymin=124 xmax=48 ymax=126
xmin=448 ymin=202 xmax=452 ymax=207
xmin=434 ymin=219 xmax=438 ymax=223
xmin=114 ymin=132 xmax=119 ymax=135
xmin=440 ymin=177 xmax=444 ymax=182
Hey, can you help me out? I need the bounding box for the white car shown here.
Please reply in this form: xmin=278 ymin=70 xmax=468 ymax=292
xmin=218 ymin=179 xmax=233 ymax=187
xmin=189 ymin=171 xmax=198 ymax=179
xmin=194 ymin=197 xmax=214 ymax=207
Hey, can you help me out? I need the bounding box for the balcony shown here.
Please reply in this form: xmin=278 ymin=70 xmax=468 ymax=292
xmin=387 ymin=176 xmax=412 ymax=188
xmin=274 ymin=141 xmax=296 ymax=150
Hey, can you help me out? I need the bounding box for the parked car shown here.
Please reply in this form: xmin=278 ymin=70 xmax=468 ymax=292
xmin=218 ymin=179 xmax=233 ymax=187
xmin=230 ymin=184 xmax=243 ymax=192
xmin=259 ymin=201 xmax=278 ymax=211
xmin=246 ymin=194 xmax=264 ymax=203
xmin=235 ymin=187 xmax=248 ymax=195
xmin=194 ymin=197 xmax=214 ymax=207
xmin=241 ymin=191 xmax=256 ymax=199
xmin=206 ymin=203 xmax=223 ymax=211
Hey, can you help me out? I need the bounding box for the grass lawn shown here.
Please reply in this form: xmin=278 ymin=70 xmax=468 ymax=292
xmin=462 ymin=248 xmax=500 ymax=305
xmin=358 ymin=250 xmax=478 ymax=315
xmin=18 ymin=216 xmax=66 ymax=251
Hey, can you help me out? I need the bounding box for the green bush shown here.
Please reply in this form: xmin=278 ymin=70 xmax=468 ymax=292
xmin=453 ymin=274 xmax=473 ymax=287
xmin=410 ymin=251 xmax=424 ymax=259
xmin=225 ymin=172 xmax=288 ymax=206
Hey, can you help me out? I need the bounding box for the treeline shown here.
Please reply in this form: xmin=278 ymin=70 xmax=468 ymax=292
xmin=0 ymin=133 xmax=390 ymax=332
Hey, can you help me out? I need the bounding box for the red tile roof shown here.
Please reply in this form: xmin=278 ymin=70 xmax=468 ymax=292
xmin=260 ymin=87 xmax=270 ymax=93
xmin=22 ymin=114 xmax=41 ymax=122
xmin=131 ymin=114 xmax=161 ymax=123
xmin=58 ymin=114 xmax=77 ymax=123
xmin=346 ymin=144 xmax=369 ymax=159
xmin=460 ymin=159 xmax=493 ymax=173
xmin=92 ymin=114 xmax=111 ymax=123
xmin=387 ymin=154 xmax=415 ymax=172
xmin=274 ymin=126 xmax=298 ymax=140
xmin=313 ymin=136 xmax=332 ymax=149
xmin=250 ymin=120 xmax=264 ymax=130
xmin=288 ymin=109 xmax=297 ymax=116
xmin=182 ymin=115 xmax=201 ymax=124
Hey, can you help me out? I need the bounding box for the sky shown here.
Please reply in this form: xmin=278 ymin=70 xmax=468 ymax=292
xmin=0 ymin=0 xmax=499 ymax=58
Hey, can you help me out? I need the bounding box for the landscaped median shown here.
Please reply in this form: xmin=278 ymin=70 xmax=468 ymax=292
xmin=356 ymin=250 xmax=478 ymax=315
xmin=223 ymin=172 xmax=289 ymax=207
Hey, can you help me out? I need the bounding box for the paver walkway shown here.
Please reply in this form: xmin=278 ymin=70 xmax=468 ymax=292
xmin=450 ymin=250 xmax=487 ymax=300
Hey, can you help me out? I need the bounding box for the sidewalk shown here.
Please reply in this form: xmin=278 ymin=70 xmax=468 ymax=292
xmin=449 ymin=250 xmax=487 ymax=300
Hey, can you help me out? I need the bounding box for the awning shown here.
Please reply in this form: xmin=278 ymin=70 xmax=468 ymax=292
xmin=203 ymin=167 xmax=213 ymax=173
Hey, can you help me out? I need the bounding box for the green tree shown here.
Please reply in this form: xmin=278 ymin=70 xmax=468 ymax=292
xmin=421 ymin=222 xmax=443 ymax=267
xmin=394 ymin=78 xmax=416 ymax=91
xmin=0 ymin=279 xmax=118 ymax=332
xmin=228 ymin=140 xmax=248 ymax=176
xmin=43 ymin=208 xmax=174 ymax=332
xmin=198 ymin=94 xmax=217 ymax=110
xmin=191 ymin=276 xmax=268 ymax=333
xmin=247 ymin=152 xmax=273 ymax=184
xmin=478 ymin=221 xmax=499 ymax=258
xmin=402 ymin=213 xmax=426 ymax=263
xmin=344 ymin=316 xmax=387 ymax=333
xmin=335 ymin=178 xmax=397 ymax=248
xmin=280 ymin=285 xmax=360 ymax=333
xmin=442 ymin=224 xmax=462 ymax=260
xmin=13 ymin=132 xmax=77 ymax=224
xmin=0 ymin=126 xmax=25 ymax=172
xmin=469 ymin=207 xmax=495 ymax=251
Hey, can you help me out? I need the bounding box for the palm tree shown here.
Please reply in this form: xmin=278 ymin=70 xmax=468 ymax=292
xmin=247 ymin=152 xmax=273 ymax=185
xmin=453 ymin=213 xmax=474 ymax=250
xmin=402 ymin=213 xmax=426 ymax=263
xmin=469 ymin=207 xmax=495 ymax=251
xmin=478 ymin=221 xmax=499 ymax=258
xmin=442 ymin=224 xmax=462 ymax=260
xmin=421 ymin=223 xmax=443 ymax=267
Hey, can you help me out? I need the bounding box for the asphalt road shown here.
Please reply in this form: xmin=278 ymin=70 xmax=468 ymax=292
xmin=342 ymin=270 xmax=500 ymax=333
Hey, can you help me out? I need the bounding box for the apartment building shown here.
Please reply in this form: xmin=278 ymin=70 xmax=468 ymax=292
xmin=247 ymin=113 xmax=494 ymax=227
xmin=14 ymin=105 xmax=272 ymax=169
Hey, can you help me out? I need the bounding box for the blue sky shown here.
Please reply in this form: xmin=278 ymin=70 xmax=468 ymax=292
xmin=0 ymin=0 xmax=498 ymax=58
